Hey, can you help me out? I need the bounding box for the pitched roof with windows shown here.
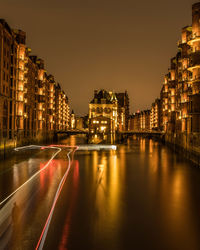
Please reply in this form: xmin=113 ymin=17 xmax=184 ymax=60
xmin=90 ymin=89 xmax=117 ymax=104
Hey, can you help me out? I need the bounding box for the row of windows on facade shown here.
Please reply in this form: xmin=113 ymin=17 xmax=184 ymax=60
xmin=93 ymin=120 xmax=108 ymax=124
xmin=91 ymin=107 xmax=113 ymax=113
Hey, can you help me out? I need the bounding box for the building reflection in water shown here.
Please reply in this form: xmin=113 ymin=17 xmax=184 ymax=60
xmin=2 ymin=135 xmax=200 ymax=249
xmin=140 ymin=138 xmax=146 ymax=153
xmin=136 ymin=138 xmax=198 ymax=249
xmin=88 ymin=148 xmax=124 ymax=247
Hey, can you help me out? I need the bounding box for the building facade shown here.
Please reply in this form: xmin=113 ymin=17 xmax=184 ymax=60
xmin=89 ymin=90 xmax=118 ymax=142
xmin=115 ymin=91 xmax=129 ymax=131
xmin=88 ymin=89 xmax=129 ymax=142
xmin=150 ymin=99 xmax=162 ymax=131
xmin=150 ymin=2 xmax=200 ymax=136
xmin=128 ymin=110 xmax=151 ymax=132
xmin=0 ymin=19 xmax=70 ymax=147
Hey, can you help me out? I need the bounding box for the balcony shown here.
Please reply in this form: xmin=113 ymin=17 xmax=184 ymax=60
xmin=188 ymin=94 xmax=200 ymax=114
xmin=187 ymin=34 xmax=200 ymax=46
xmin=188 ymin=51 xmax=200 ymax=71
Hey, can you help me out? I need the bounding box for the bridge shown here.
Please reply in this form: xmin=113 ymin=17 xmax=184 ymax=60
xmin=56 ymin=129 xmax=89 ymax=135
xmin=56 ymin=129 xmax=163 ymax=136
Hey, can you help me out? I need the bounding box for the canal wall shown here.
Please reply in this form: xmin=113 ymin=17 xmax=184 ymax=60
xmin=116 ymin=132 xmax=165 ymax=144
xmin=116 ymin=131 xmax=200 ymax=166
xmin=0 ymin=132 xmax=68 ymax=159
xmin=164 ymin=132 xmax=200 ymax=166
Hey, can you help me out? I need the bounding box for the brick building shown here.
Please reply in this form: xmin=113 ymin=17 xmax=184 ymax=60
xmin=0 ymin=19 xmax=70 ymax=146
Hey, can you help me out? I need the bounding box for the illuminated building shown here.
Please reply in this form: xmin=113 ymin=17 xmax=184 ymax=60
xmin=187 ymin=2 xmax=200 ymax=132
xmin=150 ymin=99 xmax=161 ymax=131
xmin=159 ymin=2 xmax=200 ymax=133
xmin=0 ymin=19 xmax=70 ymax=145
xmin=115 ymin=91 xmax=129 ymax=131
xmin=177 ymin=26 xmax=192 ymax=132
xmin=128 ymin=112 xmax=140 ymax=131
xmin=128 ymin=110 xmax=150 ymax=131
xmin=89 ymin=89 xmax=118 ymax=142
xmin=0 ymin=20 xmax=18 ymax=140
xmin=13 ymin=29 xmax=27 ymax=140
xmin=24 ymin=54 xmax=38 ymax=139
xmin=70 ymin=110 xmax=75 ymax=129
xmin=140 ymin=110 xmax=151 ymax=131
xmin=89 ymin=116 xmax=111 ymax=141
xmin=76 ymin=117 xmax=84 ymax=130
xmin=46 ymin=75 xmax=56 ymax=131
xmin=88 ymin=89 xmax=129 ymax=141
xmin=55 ymin=84 xmax=70 ymax=131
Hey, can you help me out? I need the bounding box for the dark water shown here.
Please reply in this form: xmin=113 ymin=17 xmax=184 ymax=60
xmin=44 ymin=137 xmax=200 ymax=250
xmin=1 ymin=136 xmax=200 ymax=250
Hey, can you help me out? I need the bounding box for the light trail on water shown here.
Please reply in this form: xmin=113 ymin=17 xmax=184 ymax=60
xmin=35 ymin=147 xmax=77 ymax=250
xmin=0 ymin=143 xmax=117 ymax=249
xmin=0 ymin=145 xmax=61 ymax=207
xmin=35 ymin=144 xmax=117 ymax=249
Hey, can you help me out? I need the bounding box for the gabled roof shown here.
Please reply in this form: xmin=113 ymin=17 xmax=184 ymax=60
xmin=90 ymin=89 xmax=114 ymax=104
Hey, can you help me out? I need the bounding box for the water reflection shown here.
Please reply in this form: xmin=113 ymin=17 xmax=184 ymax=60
xmin=58 ymin=160 xmax=79 ymax=250
xmin=50 ymin=136 xmax=200 ymax=250
xmin=1 ymin=136 xmax=200 ymax=250
xmin=0 ymin=148 xmax=70 ymax=249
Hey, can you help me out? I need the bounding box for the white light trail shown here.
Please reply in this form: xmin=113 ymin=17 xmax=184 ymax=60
xmin=0 ymin=144 xmax=116 ymax=207
xmin=0 ymin=146 xmax=61 ymax=207
xmin=14 ymin=145 xmax=43 ymax=151
xmin=36 ymin=148 xmax=75 ymax=250
xmin=0 ymin=143 xmax=117 ymax=249
xmin=77 ymin=144 xmax=117 ymax=151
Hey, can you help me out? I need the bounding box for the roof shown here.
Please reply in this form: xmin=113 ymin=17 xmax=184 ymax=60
xmin=90 ymin=89 xmax=116 ymax=104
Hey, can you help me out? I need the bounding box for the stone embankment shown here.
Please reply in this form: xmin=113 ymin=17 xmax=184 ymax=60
xmin=165 ymin=133 xmax=200 ymax=166
xmin=0 ymin=132 xmax=65 ymax=159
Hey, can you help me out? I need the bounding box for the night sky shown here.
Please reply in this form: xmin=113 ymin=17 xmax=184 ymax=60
xmin=0 ymin=0 xmax=196 ymax=115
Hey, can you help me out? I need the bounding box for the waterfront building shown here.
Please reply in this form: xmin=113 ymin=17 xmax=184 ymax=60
xmin=70 ymin=110 xmax=75 ymax=129
xmin=128 ymin=112 xmax=140 ymax=131
xmin=88 ymin=89 xmax=120 ymax=142
xmin=76 ymin=117 xmax=84 ymax=130
xmin=14 ymin=29 xmax=27 ymax=140
xmin=89 ymin=115 xmax=111 ymax=141
xmin=0 ymin=19 xmax=70 ymax=146
xmin=55 ymin=84 xmax=69 ymax=131
xmin=24 ymin=54 xmax=38 ymax=139
xmin=128 ymin=110 xmax=150 ymax=132
xmin=158 ymin=2 xmax=200 ymax=134
xmin=89 ymin=89 xmax=129 ymax=133
xmin=0 ymin=20 xmax=18 ymax=140
xmin=140 ymin=110 xmax=151 ymax=131
xmin=187 ymin=2 xmax=200 ymax=132
xmin=115 ymin=91 xmax=129 ymax=131
xmin=150 ymin=99 xmax=161 ymax=131
xmin=46 ymin=74 xmax=56 ymax=131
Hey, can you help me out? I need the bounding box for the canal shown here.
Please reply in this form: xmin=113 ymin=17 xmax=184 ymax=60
xmin=0 ymin=136 xmax=200 ymax=249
